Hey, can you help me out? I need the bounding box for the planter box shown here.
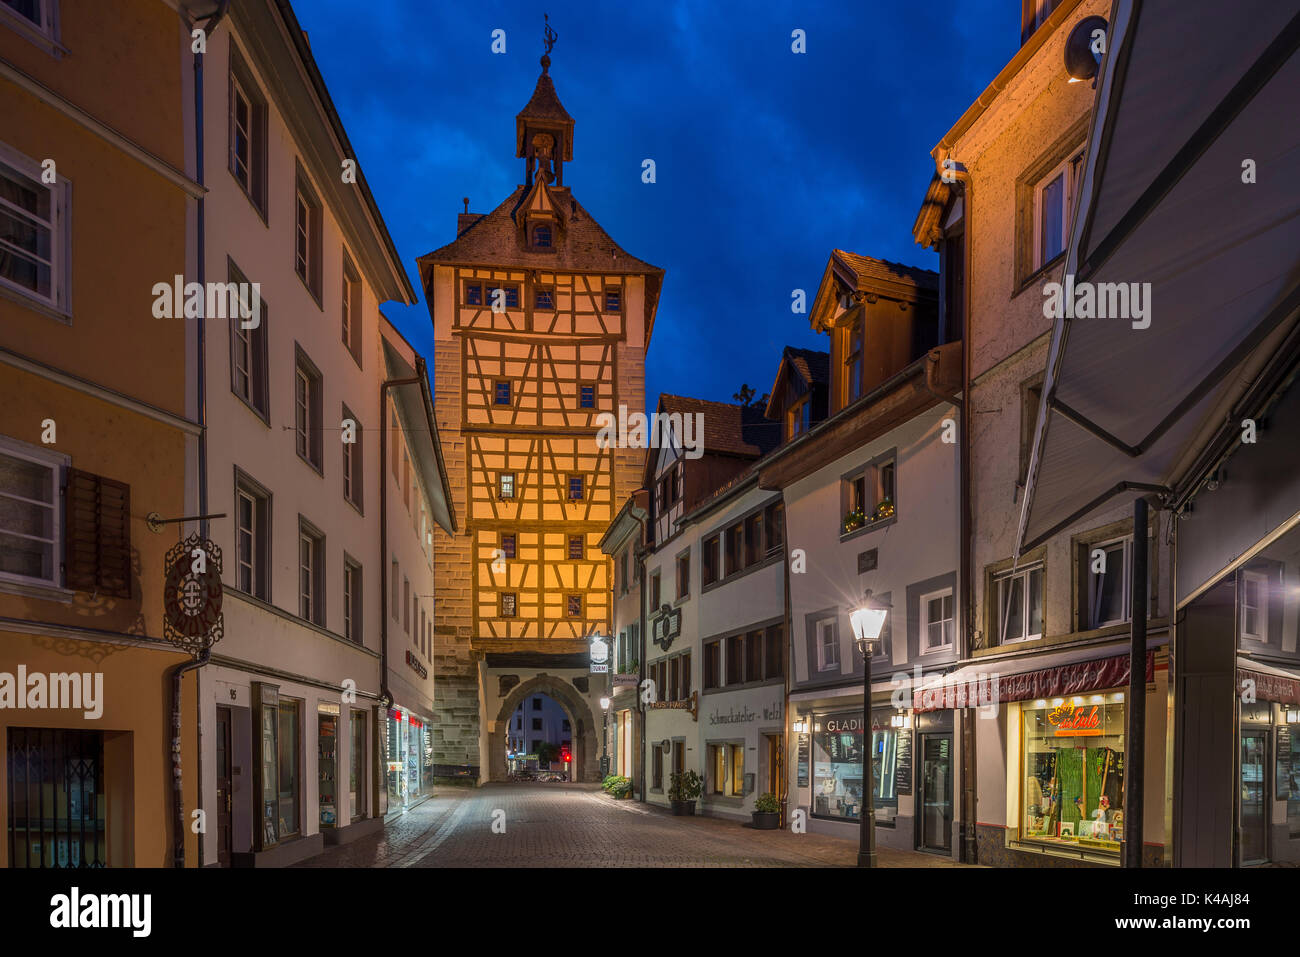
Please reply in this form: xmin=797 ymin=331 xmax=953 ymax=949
xmin=670 ymin=800 xmax=696 ymax=816
xmin=751 ymin=811 xmax=780 ymax=830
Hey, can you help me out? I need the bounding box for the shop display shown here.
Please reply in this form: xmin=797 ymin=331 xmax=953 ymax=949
xmin=319 ymin=710 xmax=338 ymax=828
xmin=810 ymin=710 xmax=901 ymax=823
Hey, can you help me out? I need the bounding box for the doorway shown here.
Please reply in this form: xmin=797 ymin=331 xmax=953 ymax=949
xmin=918 ymin=732 xmax=953 ymax=853
xmin=1240 ymin=730 xmax=1269 ymax=864
xmin=216 ymin=706 xmax=233 ymax=867
xmin=764 ymin=733 xmax=782 ymax=795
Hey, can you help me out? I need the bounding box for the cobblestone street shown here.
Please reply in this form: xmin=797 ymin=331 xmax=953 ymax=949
xmin=294 ymin=784 xmax=975 ymax=867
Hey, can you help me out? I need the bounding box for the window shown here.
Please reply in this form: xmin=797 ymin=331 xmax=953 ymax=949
xmin=710 ymin=745 xmax=726 ymax=794
xmin=604 ymin=288 xmax=621 ymax=312
xmin=726 ymin=634 xmax=744 ymax=685
xmin=234 ymin=472 xmax=270 ymax=600
xmin=533 ymin=699 xmax=542 ymax=711
xmin=811 ymin=709 xmax=900 ymax=823
xmin=1 ymin=0 xmax=57 ymax=39
xmin=567 ymin=594 xmax=582 ymax=618
xmin=764 ymin=502 xmax=784 ymax=554
xmin=816 ymin=618 xmax=839 ymax=672
xmin=724 ymin=523 xmax=743 ymax=576
xmin=501 ymin=592 xmax=518 ymax=617
xmin=6 ymin=728 xmax=106 ymax=868
xmin=0 ymin=142 xmax=69 ymax=311
xmin=568 ymin=535 xmax=584 ymax=560
xmin=228 ymin=260 xmax=269 ymax=419
xmin=1241 ymin=570 xmax=1268 ymax=641
xmin=843 ymin=455 xmax=896 ymax=530
xmin=704 ymin=640 xmax=721 ymax=689
xmin=493 ymin=380 xmax=511 ymax=406
xmin=535 ymin=287 xmax=554 ymax=310
xmin=341 ymin=254 xmax=362 ymax=365
xmin=349 ymin=711 xmax=366 ymax=821
xmin=0 ymin=436 xmax=64 ymax=589
xmin=653 ymin=745 xmax=664 ymax=790
xmin=343 ymin=557 xmax=362 ymax=643
xmin=277 ymin=700 xmax=301 ymax=838
xmin=1086 ymin=537 xmax=1132 ymax=629
xmin=676 ymin=551 xmax=690 ymax=599
xmin=563 ymin=719 xmax=570 ymax=732
xmin=294 ymin=348 xmax=323 ymax=471
xmin=488 ymin=284 xmax=520 ymax=309
xmin=532 ymin=224 xmax=552 ymax=248
xmin=293 ymin=169 xmax=322 ymax=302
xmin=746 ymin=630 xmax=763 ymax=683
xmin=568 ymin=475 xmax=584 ymax=500
xmin=1021 ymin=693 xmax=1126 ymax=852
xmin=995 ymin=562 xmax=1044 ymax=643
xmin=787 ymin=397 xmax=811 ymax=440
xmin=744 ymin=513 xmax=763 ymax=566
xmin=499 ymin=472 xmax=516 ymax=499
xmin=667 ymin=656 xmax=679 ymax=702
xmin=846 ymin=318 xmax=864 ymax=403
xmin=342 ymin=404 xmax=363 ymax=510
xmin=390 ymin=558 xmax=399 ymax=619
xmin=730 ymin=744 xmax=744 ymax=797
xmin=1034 ymin=150 xmax=1084 ymax=270
xmin=403 ymin=577 xmax=410 ymax=633
xmin=501 ymin=533 xmax=517 ymax=560
xmin=515 ymin=716 xmax=522 ymax=730
xmin=650 ymin=570 xmax=661 ymax=608
xmin=765 ymin=624 xmax=785 ymax=678
xmin=532 ymin=718 xmax=542 ymax=731
xmin=680 ymin=652 xmax=691 ymax=699
xmin=298 ymin=520 xmax=324 ymax=625
xmin=55 ymin=468 xmax=133 ymax=599
xmin=701 ymin=535 xmax=719 ymax=586
xmin=579 ymin=383 xmax=596 ymax=409
xmin=920 ymin=588 xmax=955 ymax=651
xmin=619 ymin=549 xmax=629 ymax=594
xmin=465 ymin=282 xmax=483 ymax=306
xmin=227 ymin=47 xmax=267 ymax=215
xmin=1019 ymin=377 xmax=1044 ymax=487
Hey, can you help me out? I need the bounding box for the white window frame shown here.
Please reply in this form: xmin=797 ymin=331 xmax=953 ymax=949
xmin=1032 ymin=150 xmax=1083 ymax=271
xmin=295 ymin=368 xmax=310 ymax=458
xmin=920 ymin=587 xmax=955 ymax=652
xmin=236 ymin=487 xmax=256 ymax=593
xmin=815 ymin=618 xmax=839 ymax=672
xmin=343 ymin=557 xmax=360 ymax=642
xmin=0 ymin=433 xmax=66 ymax=590
xmin=0 ymin=0 xmax=62 ymax=53
xmin=996 ymin=562 xmax=1044 ymax=644
xmin=295 ymin=187 xmax=312 ymax=282
xmin=1087 ymin=536 xmax=1133 ymax=629
xmin=299 ymin=531 xmax=316 ymax=621
xmin=0 ymin=141 xmax=71 ymax=316
xmin=1241 ymin=570 xmax=1268 ymax=642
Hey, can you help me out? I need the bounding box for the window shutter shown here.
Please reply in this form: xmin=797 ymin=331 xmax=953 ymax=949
xmin=64 ymin=468 xmax=132 ymax=598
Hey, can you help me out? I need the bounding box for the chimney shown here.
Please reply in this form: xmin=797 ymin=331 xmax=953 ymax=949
xmin=457 ymin=197 xmax=483 ymax=236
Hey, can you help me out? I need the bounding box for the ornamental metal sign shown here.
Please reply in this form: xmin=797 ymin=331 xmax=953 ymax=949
xmin=651 ymin=604 xmax=681 ymax=652
xmin=162 ymin=533 xmax=224 ymax=656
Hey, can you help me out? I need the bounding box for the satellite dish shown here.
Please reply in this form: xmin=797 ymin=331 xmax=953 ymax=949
xmin=1064 ymin=16 xmax=1108 ymax=82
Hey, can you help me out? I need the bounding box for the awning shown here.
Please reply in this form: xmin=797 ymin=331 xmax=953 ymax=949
xmin=1238 ymin=657 xmax=1300 ymax=706
xmin=1017 ymin=0 xmax=1300 ymax=555
xmin=913 ymin=650 xmax=1155 ymax=712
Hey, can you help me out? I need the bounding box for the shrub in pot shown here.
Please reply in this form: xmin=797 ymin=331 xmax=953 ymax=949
xmin=668 ymin=770 xmax=702 ymax=815
xmin=752 ymin=792 xmax=780 ymax=829
xmin=611 ymin=777 xmax=633 ymax=799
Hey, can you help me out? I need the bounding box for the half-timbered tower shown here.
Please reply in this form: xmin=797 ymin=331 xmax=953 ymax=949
xmin=418 ymin=50 xmax=663 ymax=782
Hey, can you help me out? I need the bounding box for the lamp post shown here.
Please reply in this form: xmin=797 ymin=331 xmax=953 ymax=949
xmin=850 ymin=592 xmax=890 ymax=869
xmin=599 ymin=695 xmax=611 ymax=778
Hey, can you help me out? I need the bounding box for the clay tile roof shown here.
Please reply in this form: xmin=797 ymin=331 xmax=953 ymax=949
xmin=783 ymin=346 xmax=830 ymax=387
xmin=518 ymin=71 xmax=573 ymax=125
xmin=833 ymin=249 xmax=938 ymax=289
xmin=417 ymin=186 xmax=662 ymax=278
xmin=657 ymin=394 xmax=780 ymax=458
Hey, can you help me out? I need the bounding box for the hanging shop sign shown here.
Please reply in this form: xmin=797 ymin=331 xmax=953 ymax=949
xmin=162 ymin=533 xmax=224 ymax=656
xmin=405 ymin=650 xmax=428 ymax=680
xmin=912 ymin=651 xmax=1155 ymax=712
xmin=651 ymin=604 xmax=681 ymax=652
xmin=647 ymin=690 xmax=698 ymax=721
xmin=1239 ymin=669 xmax=1300 ymax=707
xmin=590 ymin=635 xmax=610 ymax=674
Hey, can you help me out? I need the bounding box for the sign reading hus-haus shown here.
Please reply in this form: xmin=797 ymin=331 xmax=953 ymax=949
xmin=708 ymin=702 xmax=783 ymax=725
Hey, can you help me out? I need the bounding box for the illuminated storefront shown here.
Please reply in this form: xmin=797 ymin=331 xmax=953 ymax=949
xmin=809 ymin=708 xmax=906 ymax=827
xmin=384 ymin=707 xmax=432 ymax=811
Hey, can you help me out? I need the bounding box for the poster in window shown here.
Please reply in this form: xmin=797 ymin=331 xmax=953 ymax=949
xmin=894 ymin=731 xmax=912 ymax=795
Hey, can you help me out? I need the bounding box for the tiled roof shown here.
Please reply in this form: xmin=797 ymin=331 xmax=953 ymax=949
xmin=657 ymin=394 xmax=780 ymax=458
xmin=518 ymin=71 xmax=573 ymax=125
xmin=784 ymin=346 xmax=830 ymax=387
xmin=417 ymin=186 xmax=662 ymax=279
xmin=833 ymin=249 xmax=938 ymax=289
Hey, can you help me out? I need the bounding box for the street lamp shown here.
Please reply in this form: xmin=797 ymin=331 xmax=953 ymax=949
xmin=599 ymin=694 xmax=611 ymax=778
xmin=850 ymin=590 xmax=890 ymax=869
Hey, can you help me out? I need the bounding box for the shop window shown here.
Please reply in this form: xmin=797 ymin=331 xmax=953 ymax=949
xmin=277 ymin=700 xmax=300 ymax=838
xmin=1021 ymin=693 xmax=1126 ymax=852
xmin=811 ymin=711 xmax=899 ymax=823
xmin=709 ymin=745 xmax=726 ymax=794
xmin=349 ymin=710 xmax=366 ymax=821
xmin=730 ymin=744 xmax=745 ymax=797
xmin=994 ymin=562 xmax=1043 ymax=644
xmin=920 ymin=588 xmax=955 ymax=651
xmin=815 ymin=617 xmax=839 ymax=672
xmin=318 ymin=706 xmax=339 ymax=829
xmin=5 ymin=727 xmax=106 ymax=867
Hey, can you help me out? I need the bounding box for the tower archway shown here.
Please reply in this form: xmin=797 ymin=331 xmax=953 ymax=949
xmin=491 ymin=674 xmax=600 ymax=783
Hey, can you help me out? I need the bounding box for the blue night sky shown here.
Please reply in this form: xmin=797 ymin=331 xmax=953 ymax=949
xmin=295 ymin=1 xmax=1017 ymax=413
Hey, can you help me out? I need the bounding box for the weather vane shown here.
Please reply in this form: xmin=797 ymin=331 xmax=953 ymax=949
xmin=544 ymin=13 xmax=557 ymax=57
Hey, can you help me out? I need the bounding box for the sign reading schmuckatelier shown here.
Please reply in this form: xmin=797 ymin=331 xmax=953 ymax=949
xmin=707 ymin=702 xmax=783 ymax=725
xmin=163 ymin=533 xmax=224 ymax=656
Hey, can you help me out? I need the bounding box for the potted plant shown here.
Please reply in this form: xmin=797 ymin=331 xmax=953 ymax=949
xmin=873 ymin=497 xmax=895 ymax=521
xmin=611 ymin=777 xmax=633 ymax=800
xmin=751 ymin=792 xmax=781 ymax=829
xmin=668 ymin=769 xmax=701 ymax=815
xmin=843 ymin=506 xmax=866 ymax=533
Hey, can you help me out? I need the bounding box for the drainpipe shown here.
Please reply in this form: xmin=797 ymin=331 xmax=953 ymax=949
xmin=637 ymin=537 xmax=648 ymax=803
xmin=170 ymin=0 xmax=229 ymax=870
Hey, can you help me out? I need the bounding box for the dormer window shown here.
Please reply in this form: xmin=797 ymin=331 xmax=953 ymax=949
xmin=787 ymin=397 xmax=811 ymax=440
xmin=845 ymin=319 xmax=864 ymax=403
xmin=532 ymin=224 xmax=552 ymax=248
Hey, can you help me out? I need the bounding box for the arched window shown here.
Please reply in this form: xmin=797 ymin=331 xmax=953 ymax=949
xmin=532 ymin=224 xmax=552 ymax=248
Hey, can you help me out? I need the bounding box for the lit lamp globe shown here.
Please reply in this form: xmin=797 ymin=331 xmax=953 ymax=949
xmin=850 ymin=605 xmax=888 ymax=657
xmin=600 ymin=695 xmax=611 ymax=712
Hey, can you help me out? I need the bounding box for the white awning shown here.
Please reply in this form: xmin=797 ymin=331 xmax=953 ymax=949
xmin=1017 ymin=0 xmax=1300 ymax=555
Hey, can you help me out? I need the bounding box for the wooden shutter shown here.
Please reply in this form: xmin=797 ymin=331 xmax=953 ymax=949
xmin=64 ymin=468 xmax=131 ymax=598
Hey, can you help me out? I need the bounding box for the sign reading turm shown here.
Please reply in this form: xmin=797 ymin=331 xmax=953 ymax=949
xmin=417 ymin=29 xmax=663 ymax=783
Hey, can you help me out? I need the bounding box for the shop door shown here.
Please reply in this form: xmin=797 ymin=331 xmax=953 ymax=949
xmin=1240 ymin=731 xmax=1269 ymax=865
xmin=765 ymin=734 xmax=782 ymax=795
xmin=919 ymin=733 xmax=953 ymax=853
xmin=216 ymin=706 xmax=233 ymax=867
